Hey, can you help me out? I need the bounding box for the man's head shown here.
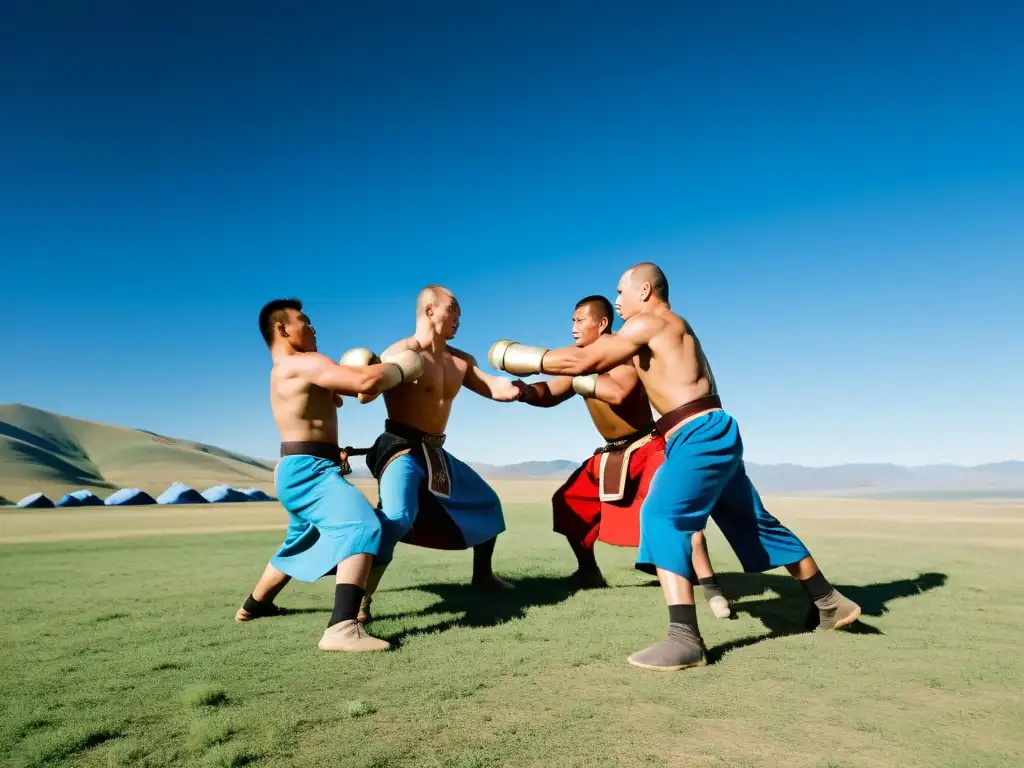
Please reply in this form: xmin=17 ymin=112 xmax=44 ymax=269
xmin=259 ymin=298 xmax=316 ymax=353
xmin=615 ymin=262 xmax=669 ymax=319
xmin=572 ymin=295 xmax=614 ymax=347
xmin=417 ymin=285 xmax=461 ymax=339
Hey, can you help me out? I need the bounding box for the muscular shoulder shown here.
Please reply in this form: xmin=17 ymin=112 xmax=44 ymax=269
xmin=619 ymin=312 xmax=668 ymax=343
xmin=446 ymin=345 xmax=477 ymax=371
xmin=280 ymin=352 xmax=330 ymax=375
xmin=382 ymin=336 xmax=419 ymax=357
xmin=446 ymin=345 xmax=473 ymax=362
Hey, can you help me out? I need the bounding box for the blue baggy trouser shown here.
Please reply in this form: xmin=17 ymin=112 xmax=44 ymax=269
xmin=374 ymin=447 xmax=505 ymax=567
xmin=269 ymin=455 xmax=382 ymax=581
xmin=636 ymin=410 xmax=810 ymax=582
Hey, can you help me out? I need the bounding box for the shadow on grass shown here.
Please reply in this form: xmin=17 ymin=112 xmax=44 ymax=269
xmin=375 ymin=576 xmax=583 ymax=649
xmin=704 ymin=570 xmax=948 ymax=663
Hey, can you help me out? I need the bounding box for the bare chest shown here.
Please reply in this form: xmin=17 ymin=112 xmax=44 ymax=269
xmin=413 ymin=352 xmax=464 ymax=400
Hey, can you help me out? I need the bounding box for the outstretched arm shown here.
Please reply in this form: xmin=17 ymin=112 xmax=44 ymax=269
xmin=348 ymin=337 xmax=414 ymax=404
xmin=520 ymin=376 xmax=576 ymax=408
xmin=490 ymin=315 xmax=661 ymax=377
xmin=452 ymin=347 xmax=525 ymax=402
xmin=298 ymin=352 xmax=422 ymax=397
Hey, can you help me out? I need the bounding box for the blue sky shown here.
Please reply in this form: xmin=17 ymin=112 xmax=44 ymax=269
xmin=1 ymin=1 xmax=1021 ymax=467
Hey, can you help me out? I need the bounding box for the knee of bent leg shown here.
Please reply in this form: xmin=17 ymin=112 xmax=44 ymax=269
xmin=363 ymin=511 xmax=383 ymax=542
xmin=377 ymin=458 xmax=421 ymax=529
xmin=377 ymin=495 xmax=416 ymax=538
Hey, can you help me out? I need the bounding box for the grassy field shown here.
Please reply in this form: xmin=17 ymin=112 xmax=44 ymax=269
xmin=1 ymin=488 xmax=1023 ymax=768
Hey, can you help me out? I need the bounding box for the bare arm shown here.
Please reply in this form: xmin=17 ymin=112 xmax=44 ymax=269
xmin=452 ymin=347 xmax=524 ymax=402
xmin=352 ymin=338 xmax=414 ymax=404
xmin=520 ymin=376 xmax=576 ymax=408
xmin=297 ymin=353 xmax=406 ymax=397
xmin=541 ymin=315 xmax=661 ymax=376
xmin=589 ymin=364 xmax=640 ymax=406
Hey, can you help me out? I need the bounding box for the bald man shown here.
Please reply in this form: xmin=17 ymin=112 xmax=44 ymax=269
xmin=490 ymin=263 xmax=861 ymax=671
xmin=518 ymin=294 xmax=732 ymax=619
xmin=347 ymin=285 xmax=524 ymax=623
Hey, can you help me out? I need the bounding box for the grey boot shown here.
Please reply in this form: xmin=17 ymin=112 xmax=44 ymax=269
xmin=627 ymin=624 xmax=708 ymax=671
xmin=808 ymin=589 xmax=862 ymax=631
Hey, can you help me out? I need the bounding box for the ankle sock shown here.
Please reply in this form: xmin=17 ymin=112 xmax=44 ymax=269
xmin=799 ymin=571 xmax=836 ymax=605
xmin=329 ymin=584 xmax=365 ymax=628
xmin=698 ymin=576 xmax=725 ymax=600
xmin=668 ymin=603 xmax=698 ymax=631
xmin=243 ymin=593 xmax=275 ymax=616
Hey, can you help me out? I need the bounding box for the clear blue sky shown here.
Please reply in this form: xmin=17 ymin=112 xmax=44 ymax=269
xmin=2 ymin=1 xmax=1021 ymax=467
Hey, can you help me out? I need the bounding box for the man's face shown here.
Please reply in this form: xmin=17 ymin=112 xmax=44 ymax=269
xmin=571 ymin=303 xmax=607 ymax=347
xmin=614 ymin=270 xmax=644 ymax=320
xmin=280 ymin=308 xmax=317 ymax=352
xmin=429 ymin=292 xmax=461 ymax=339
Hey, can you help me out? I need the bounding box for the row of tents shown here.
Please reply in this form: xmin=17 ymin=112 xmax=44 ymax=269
xmin=14 ymin=482 xmax=275 ymax=509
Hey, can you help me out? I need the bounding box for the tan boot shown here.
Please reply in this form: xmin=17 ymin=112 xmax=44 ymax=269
xmin=318 ymin=620 xmax=390 ymax=652
xmin=708 ymin=595 xmax=732 ymax=619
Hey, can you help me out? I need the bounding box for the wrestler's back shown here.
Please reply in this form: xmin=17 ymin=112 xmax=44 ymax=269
xmin=584 ymin=364 xmax=655 ymax=440
xmin=634 ymin=311 xmax=718 ymax=417
xmin=270 ymin=358 xmax=339 ymax=444
xmin=382 ymin=344 xmax=464 ymax=436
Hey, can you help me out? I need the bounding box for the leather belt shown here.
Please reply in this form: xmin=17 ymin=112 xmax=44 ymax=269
xmin=384 ymin=419 xmax=446 ymax=449
xmin=595 ymin=421 xmax=657 ymax=455
xmin=653 ymin=394 xmax=723 ymax=436
xmin=279 ymin=441 xmax=352 ymax=475
xmin=280 ymin=441 xmax=343 ymax=463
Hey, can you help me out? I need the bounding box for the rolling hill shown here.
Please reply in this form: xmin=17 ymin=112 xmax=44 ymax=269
xmin=0 ymin=404 xmax=276 ymax=502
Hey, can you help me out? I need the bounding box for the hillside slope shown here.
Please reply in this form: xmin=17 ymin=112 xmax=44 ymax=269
xmin=0 ymin=404 xmax=275 ymax=501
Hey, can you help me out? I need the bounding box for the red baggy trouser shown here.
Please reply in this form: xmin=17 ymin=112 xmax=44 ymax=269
xmin=552 ymin=434 xmax=666 ymax=548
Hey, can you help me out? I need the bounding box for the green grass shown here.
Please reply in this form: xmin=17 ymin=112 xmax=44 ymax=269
xmin=1 ymin=500 xmax=1023 ymax=767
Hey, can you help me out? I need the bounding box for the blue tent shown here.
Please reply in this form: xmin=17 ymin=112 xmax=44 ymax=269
xmin=104 ymin=488 xmax=156 ymax=506
xmin=17 ymin=492 xmax=54 ymax=508
xmin=239 ymin=488 xmax=273 ymax=501
xmin=56 ymin=489 xmax=104 ymax=507
xmin=201 ymin=484 xmax=249 ymax=503
xmin=156 ymin=482 xmax=208 ymax=505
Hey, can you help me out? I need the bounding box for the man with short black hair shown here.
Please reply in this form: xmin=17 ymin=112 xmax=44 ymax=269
xmin=235 ymin=298 xmax=424 ymax=653
xmin=516 ymin=295 xmax=731 ymax=619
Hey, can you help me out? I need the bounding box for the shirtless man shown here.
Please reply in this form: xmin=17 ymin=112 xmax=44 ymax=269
xmin=233 ymin=298 xmax=424 ymax=652
xmin=489 ymin=264 xmax=861 ymax=671
xmin=344 ymin=285 xmax=524 ymax=623
xmin=517 ymin=294 xmax=732 ymax=619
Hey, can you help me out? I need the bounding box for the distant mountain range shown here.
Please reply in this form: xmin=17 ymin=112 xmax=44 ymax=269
xmin=746 ymin=461 xmax=1024 ymax=497
xmin=3 ymin=404 xmax=1022 ymax=501
xmin=380 ymin=455 xmax=1024 ymax=497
